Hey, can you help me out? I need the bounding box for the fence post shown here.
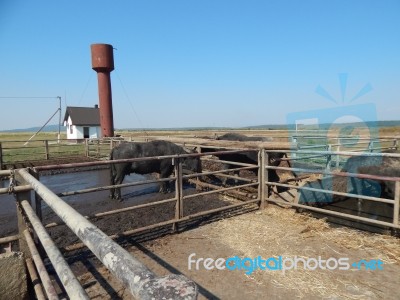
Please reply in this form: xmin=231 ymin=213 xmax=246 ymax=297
xmin=44 ymin=140 xmax=49 ymax=160
xmin=325 ymin=144 xmax=332 ymax=171
xmin=394 ymin=181 xmax=400 ymax=227
xmin=291 ymin=137 xmax=297 ymax=158
xmin=97 ymin=140 xmax=100 ymax=158
xmin=393 ymin=139 xmax=398 ymax=151
xmin=258 ymin=149 xmax=267 ymax=209
xmin=31 ymin=169 xmax=42 ymax=222
xmin=173 ymin=158 xmax=183 ymax=232
xmin=368 ymin=141 xmax=374 ymax=152
xmin=0 ymin=142 xmax=3 ymax=170
xmin=336 ymin=138 xmax=341 ymax=169
xmin=85 ymin=139 xmax=89 ymax=157
xmin=13 ymin=169 xmax=32 ymax=257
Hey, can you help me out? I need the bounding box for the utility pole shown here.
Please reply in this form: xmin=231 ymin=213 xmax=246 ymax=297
xmin=57 ymin=96 xmax=61 ymax=143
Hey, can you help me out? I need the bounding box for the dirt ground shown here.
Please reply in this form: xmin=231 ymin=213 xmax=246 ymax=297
xmin=61 ymin=204 xmax=400 ymax=300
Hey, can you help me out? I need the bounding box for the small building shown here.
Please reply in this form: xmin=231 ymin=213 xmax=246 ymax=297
xmin=63 ymin=105 xmax=101 ymax=141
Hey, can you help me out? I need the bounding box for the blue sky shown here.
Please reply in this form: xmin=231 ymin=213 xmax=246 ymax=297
xmin=0 ymin=0 xmax=399 ymax=130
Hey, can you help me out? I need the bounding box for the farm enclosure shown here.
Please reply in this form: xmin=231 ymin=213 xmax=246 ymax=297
xmin=0 ymin=129 xmax=396 ymax=297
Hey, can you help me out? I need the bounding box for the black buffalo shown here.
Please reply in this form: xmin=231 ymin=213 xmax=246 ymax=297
xmin=109 ymin=140 xmax=201 ymax=200
xmin=298 ymin=152 xmax=400 ymax=227
xmin=341 ymin=153 xmax=400 ymax=200
xmin=206 ymin=133 xmax=291 ymax=193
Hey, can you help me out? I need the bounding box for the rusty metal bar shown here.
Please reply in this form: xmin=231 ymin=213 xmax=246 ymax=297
xmin=299 ymin=144 xmax=328 ymax=149
xmin=26 ymin=258 xmax=46 ymax=300
xmin=21 ymin=201 xmax=89 ymax=299
xmin=23 ymin=230 xmax=59 ymax=300
xmin=0 ymin=184 xmax=32 ymax=195
xmin=34 ymin=149 xmax=249 ymax=171
xmin=173 ymin=158 xmax=183 ymax=232
xmin=45 ymin=197 xmax=177 ymax=229
xmin=85 ymin=139 xmax=89 ymax=157
xmin=183 ymin=182 xmax=258 ymax=200
xmin=44 ymin=140 xmax=49 ymax=160
xmin=0 ymin=142 xmax=3 ymax=170
xmin=143 ymin=136 xmax=295 ymax=150
xmin=15 ymin=176 xmax=31 ymax=258
xmin=182 ymin=165 xmax=257 ymax=179
xmin=259 ymin=150 xmax=267 ymax=209
xmin=279 ymin=154 xmax=328 ymax=161
xmin=189 ymin=179 xmax=257 ymax=199
xmin=268 ymin=181 xmax=394 ymax=204
xmin=201 ymin=157 xmax=257 ymax=167
xmin=0 ymin=170 xmax=11 ymax=177
xmin=266 ymin=165 xmax=400 ymax=182
xmin=206 ymin=172 xmax=255 ymax=183
xmin=267 ymin=197 xmax=400 ymax=229
xmin=0 ymin=234 xmax=19 ymax=244
xmin=57 ymin=177 xmax=173 ymax=197
xmin=270 ymin=149 xmax=400 ymax=158
xmin=18 ymin=168 xmax=198 ymax=300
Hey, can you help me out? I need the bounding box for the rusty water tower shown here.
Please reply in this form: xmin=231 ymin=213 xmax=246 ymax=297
xmin=91 ymin=43 xmax=115 ymax=137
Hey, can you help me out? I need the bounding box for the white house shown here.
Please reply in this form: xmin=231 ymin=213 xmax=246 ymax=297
xmin=63 ymin=105 xmax=101 ymax=141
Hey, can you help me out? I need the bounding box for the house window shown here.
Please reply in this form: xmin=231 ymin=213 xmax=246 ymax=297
xmin=70 ymin=125 xmax=73 ymax=134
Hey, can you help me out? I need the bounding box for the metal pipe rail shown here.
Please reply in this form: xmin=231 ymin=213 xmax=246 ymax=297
xmin=0 ymin=170 xmax=11 ymax=177
xmin=34 ymin=149 xmax=251 ymax=171
xmin=25 ymin=258 xmax=46 ymax=300
xmin=209 ymin=172 xmax=256 ymax=183
xmin=21 ymin=200 xmax=89 ymax=299
xmin=45 ymin=197 xmax=177 ymax=229
xmin=183 ymin=182 xmax=258 ymax=200
xmin=270 ymin=149 xmax=400 ymax=158
xmin=269 ymin=181 xmax=394 ymax=204
xmin=56 ymin=177 xmax=173 ymax=197
xmin=17 ymin=168 xmax=198 ymax=300
xmin=183 ymin=166 xmax=257 ymax=180
xmin=298 ymin=144 xmax=328 ymax=149
xmin=23 ymin=229 xmax=60 ymax=300
xmin=266 ymin=165 xmax=400 ymax=182
xmin=267 ymin=197 xmax=400 ymax=229
xmin=201 ymin=157 xmax=258 ymax=167
xmin=55 ymin=164 xmax=255 ymax=198
xmin=261 ymin=152 xmax=400 ymax=228
xmin=0 ymin=184 xmax=32 ymax=195
xmin=0 ymin=234 xmax=19 ymax=245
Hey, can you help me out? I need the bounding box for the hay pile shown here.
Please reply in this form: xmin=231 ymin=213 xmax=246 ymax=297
xmin=203 ymin=205 xmax=400 ymax=299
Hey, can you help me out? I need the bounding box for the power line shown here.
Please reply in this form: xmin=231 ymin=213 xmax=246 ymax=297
xmin=115 ymin=70 xmax=149 ymax=136
xmin=77 ymin=72 xmax=94 ymax=106
xmin=0 ymin=96 xmax=59 ymax=99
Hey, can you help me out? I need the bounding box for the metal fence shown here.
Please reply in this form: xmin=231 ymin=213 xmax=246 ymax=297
xmin=265 ymin=149 xmax=400 ymax=230
xmin=1 ymin=134 xmax=398 ymax=169
xmin=0 ymin=163 xmax=205 ymax=299
xmin=0 ymin=148 xmax=265 ymax=299
xmin=1 ymin=143 xmax=400 ymax=298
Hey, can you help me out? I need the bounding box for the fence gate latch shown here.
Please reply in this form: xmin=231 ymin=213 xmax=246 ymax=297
xmin=8 ymin=169 xmax=15 ymax=194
